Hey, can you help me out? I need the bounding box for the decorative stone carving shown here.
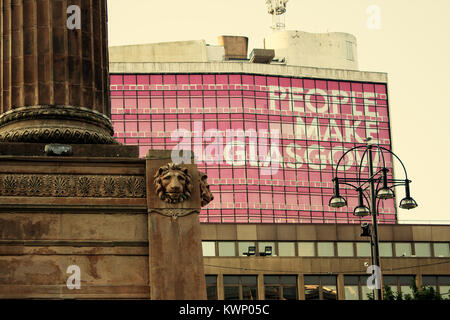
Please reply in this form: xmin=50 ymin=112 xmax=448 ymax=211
xmin=0 ymin=174 xmax=145 ymax=198
xmin=0 ymin=106 xmax=116 ymax=144
xmin=149 ymin=208 xmax=200 ymax=220
xmin=154 ymin=163 xmax=193 ymax=204
xmin=199 ymin=171 xmax=214 ymax=207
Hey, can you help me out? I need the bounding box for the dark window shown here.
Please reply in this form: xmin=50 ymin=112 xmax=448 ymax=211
xmin=206 ymin=275 xmax=218 ymax=300
xmin=264 ymin=275 xmax=297 ymax=300
xmin=223 ymin=275 xmax=258 ymax=300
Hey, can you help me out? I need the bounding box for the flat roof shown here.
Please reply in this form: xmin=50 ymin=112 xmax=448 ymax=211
xmin=109 ymin=62 xmax=388 ymax=83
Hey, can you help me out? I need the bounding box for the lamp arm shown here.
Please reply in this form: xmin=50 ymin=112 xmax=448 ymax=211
xmin=377 ymin=146 xmax=409 ymax=180
xmin=358 ymin=148 xmax=369 ymax=186
xmin=334 ymin=145 xmax=367 ymax=178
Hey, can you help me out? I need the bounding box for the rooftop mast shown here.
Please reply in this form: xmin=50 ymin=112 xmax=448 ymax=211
xmin=266 ymin=0 xmax=289 ymax=30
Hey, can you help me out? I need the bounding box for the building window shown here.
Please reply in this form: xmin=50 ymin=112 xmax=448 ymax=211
xmin=317 ymin=242 xmax=335 ymax=257
xmin=218 ymin=242 xmax=236 ymax=257
xmin=298 ymin=242 xmax=315 ymax=257
xmin=383 ymin=275 xmax=415 ymax=297
xmin=379 ymin=242 xmax=393 ymax=257
xmin=258 ymin=242 xmax=276 ymax=256
xmin=422 ymin=276 xmax=450 ymax=298
xmin=202 ymin=241 xmax=216 ymax=256
xmin=346 ymin=41 xmax=354 ymax=61
xmin=278 ymin=242 xmax=296 ymax=256
xmin=264 ymin=275 xmax=297 ymax=300
xmin=395 ymin=243 xmax=412 ymax=257
xmin=433 ymin=243 xmax=450 ymax=257
xmin=337 ymin=242 xmax=354 ymax=257
xmin=223 ymin=275 xmax=258 ymax=300
xmin=356 ymin=242 xmax=371 ymax=257
xmin=238 ymin=241 xmax=255 ymax=256
xmin=206 ymin=275 xmax=218 ymax=300
xmin=414 ymin=243 xmax=431 ymax=257
xmin=344 ymin=275 xmax=372 ymax=300
xmin=304 ymin=275 xmax=338 ymax=300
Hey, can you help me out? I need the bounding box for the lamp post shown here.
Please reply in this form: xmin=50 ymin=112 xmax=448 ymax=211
xmin=329 ymin=140 xmax=417 ymax=300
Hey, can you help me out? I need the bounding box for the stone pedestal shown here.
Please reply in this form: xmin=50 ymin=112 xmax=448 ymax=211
xmin=146 ymin=150 xmax=206 ymax=300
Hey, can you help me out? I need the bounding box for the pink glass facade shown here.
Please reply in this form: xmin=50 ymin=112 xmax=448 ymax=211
xmin=110 ymin=73 xmax=396 ymax=224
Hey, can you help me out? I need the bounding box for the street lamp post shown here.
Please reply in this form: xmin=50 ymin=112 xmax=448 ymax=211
xmin=329 ymin=141 xmax=418 ymax=300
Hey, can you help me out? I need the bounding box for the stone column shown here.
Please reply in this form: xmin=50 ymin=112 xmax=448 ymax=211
xmin=146 ymin=150 xmax=208 ymax=300
xmin=0 ymin=0 xmax=114 ymax=144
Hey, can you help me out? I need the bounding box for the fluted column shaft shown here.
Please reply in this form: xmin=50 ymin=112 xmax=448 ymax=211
xmin=0 ymin=0 xmax=114 ymax=144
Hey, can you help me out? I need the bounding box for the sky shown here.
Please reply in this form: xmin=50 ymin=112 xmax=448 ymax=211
xmin=107 ymin=0 xmax=450 ymax=224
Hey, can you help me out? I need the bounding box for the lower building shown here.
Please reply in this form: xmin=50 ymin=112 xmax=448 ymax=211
xmin=201 ymin=223 xmax=450 ymax=300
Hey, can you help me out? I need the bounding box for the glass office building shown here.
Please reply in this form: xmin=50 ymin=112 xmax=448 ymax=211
xmin=110 ymin=71 xmax=396 ymax=224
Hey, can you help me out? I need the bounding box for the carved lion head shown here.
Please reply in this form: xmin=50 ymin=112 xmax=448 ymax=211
xmin=154 ymin=163 xmax=193 ymax=204
xmin=199 ymin=171 xmax=214 ymax=207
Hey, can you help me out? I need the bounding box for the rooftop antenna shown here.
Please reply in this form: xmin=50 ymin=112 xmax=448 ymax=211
xmin=266 ymin=0 xmax=289 ymax=30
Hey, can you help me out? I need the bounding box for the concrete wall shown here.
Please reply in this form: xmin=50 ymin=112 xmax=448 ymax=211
xmin=264 ymin=30 xmax=359 ymax=70
xmin=109 ymin=40 xmax=209 ymax=63
xmin=109 ymin=62 xmax=387 ymax=84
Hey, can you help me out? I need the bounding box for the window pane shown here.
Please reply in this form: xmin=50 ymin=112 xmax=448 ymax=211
xmin=258 ymin=242 xmax=276 ymax=256
xmin=206 ymin=275 xmax=217 ymax=300
xmin=218 ymin=242 xmax=236 ymax=256
xmin=422 ymin=276 xmax=437 ymax=286
xmin=278 ymin=242 xmax=295 ymax=256
xmin=281 ymin=276 xmax=297 ymax=285
xmin=241 ymin=276 xmax=257 ymax=285
xmin=379 ymin=242 xmax=393 ymax=257
xmin=205 ymin=275 xmax=217 ymax=285
xmin=414 ymin=243 xmax=431 ymax=257
xmin=344 ymin=276 xmax=359 ymax=286
xmin=345 ymin=286 xmax=359 ymax=300
xmin=400 ymin=285 xmax=413 ymax=296
xmin=304 ymin=276 xmax=320 ymax=300
xmin=383 ymin=276 xmax=397 ymax=286
xmin=395 ymin=243 xmax=412 ymax=257
xmin=434 ymin=243 xmax=450 ymax=257
xmin=337 ymin=242 xmax=354 ymax=257
xmin=238 ymin=242 xmax=255 ymax=256
xmin=207 ymin=286 xmax=217 ymax=300
xmin=298 ymin=242 xmax=315 ymax=257
xmin=264 ymin=276 xmax=279 ymax=285
xmin=356 ymin=242 xmax=371 ymax=257
xmin=223 ymin=276 xmax=239 ymax=285
xmin=317 ymin=242 xmax=334 ymax=257
xmin=323 ymin=285 xmax=337 ymax=300
xmin=282 ymin=286 xmax=297 ymax=300
xmin=242 ymin=286 xmax=258 ymax=300
xmin=304 ymin=285 xmax=320 ymax=300
xmin=399 ymin=276 xmax=415 ymax=287
xmin=265 ymin=286 xmax=281 ymax=300
xmin=224 ymin=286 xmax=239 ymax=300
xmin=439 ymin=286 xmax=450 ymax=298
xmin=202 ymin=241 xmax=216 ymax=256
xmin=361 ymin=286 xmax=373 ymax=300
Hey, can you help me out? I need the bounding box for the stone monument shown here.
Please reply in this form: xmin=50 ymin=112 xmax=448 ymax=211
xmin=0 ymin=0 xmax=210 ymax=299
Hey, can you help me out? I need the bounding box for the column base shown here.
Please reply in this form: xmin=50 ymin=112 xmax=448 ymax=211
xmin=0 ymin=105 xmax=116 ymax=144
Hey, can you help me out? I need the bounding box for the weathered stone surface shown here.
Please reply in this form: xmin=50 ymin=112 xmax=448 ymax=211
xmin=0 ymin=154 xmax=149 ymax=299
xmin=146 ymin=150 xmax=206 ymax=300
xmin=0 ymin=0 xmax=113 ymax=144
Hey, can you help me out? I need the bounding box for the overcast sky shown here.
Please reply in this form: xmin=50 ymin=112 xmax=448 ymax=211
xmin=107 ymin=0 xmax=450 ymax=224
